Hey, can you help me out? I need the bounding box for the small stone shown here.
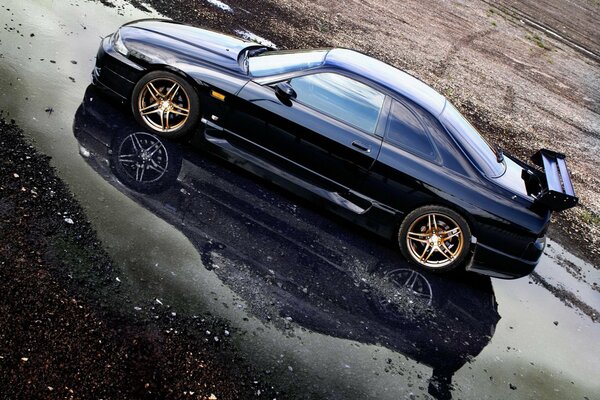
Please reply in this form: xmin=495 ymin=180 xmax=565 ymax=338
xmin=20 ymin=357 xmax=28 ymax=362
xmin=553 ymin=321 xmax=559 ymax=326
xmin=509 ymin=383 xmax=517 ymax=390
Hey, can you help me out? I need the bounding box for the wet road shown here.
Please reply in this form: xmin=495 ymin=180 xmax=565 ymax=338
xmin=1 ymin=1 xmax=599 ymax=399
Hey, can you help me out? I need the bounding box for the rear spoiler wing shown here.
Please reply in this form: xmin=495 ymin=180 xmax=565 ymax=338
xmin=529 ymin=149 xmax=578 ymax=212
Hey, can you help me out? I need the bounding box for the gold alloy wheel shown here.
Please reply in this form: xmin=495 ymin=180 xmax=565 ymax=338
xmin=405 ymin=213 xmax=464 ymax=268
xmin=137 ymin=78 xmax=191 ymax=132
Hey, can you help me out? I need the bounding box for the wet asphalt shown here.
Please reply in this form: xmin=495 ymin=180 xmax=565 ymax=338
xmin=1 ymin=1 xmax=599 ymax=399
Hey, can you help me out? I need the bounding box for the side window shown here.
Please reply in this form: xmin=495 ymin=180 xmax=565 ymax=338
xmin=287 ymin=73 xmax=384 ymax=134
xmin=386 ymin=100 xmax=436 ymax=159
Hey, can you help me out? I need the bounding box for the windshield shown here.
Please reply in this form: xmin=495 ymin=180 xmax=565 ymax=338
xmin=247 ymin=50 xmax=328 ymax=77
xmin=440 ymin=102 xmax=506 ymax=178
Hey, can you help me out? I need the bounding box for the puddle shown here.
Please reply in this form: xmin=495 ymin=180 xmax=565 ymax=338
xmin=235 ymin=29 xmax=278 ymax=48
xmin=206 ymin=0 xmax=233 ymax=13
xmin=1 ymin=1 xmax=599 ymax=399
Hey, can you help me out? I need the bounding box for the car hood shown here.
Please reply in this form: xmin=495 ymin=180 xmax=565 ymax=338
xmin=122 ymin=19 xmax=255 ymax=72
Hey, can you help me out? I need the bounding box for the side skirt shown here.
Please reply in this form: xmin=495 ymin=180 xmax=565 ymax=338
xmin=199 ymin=119 xmax=401 ymax=238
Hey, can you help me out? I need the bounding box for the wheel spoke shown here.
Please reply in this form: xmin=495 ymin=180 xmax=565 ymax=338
xmin=140 ymin=101 xmax=160 ymax=112
xmin=146 ymin=82 xmax=162 ymax=101
xmin=158 ymin=110 xmax=166 ymax=130
xmin=423 ymin=246 xmax=437 ymax=262
xmin=407 ymin=232 xmax=429 ymax=244
xmin=135 ymin=164 xmax=146 ymax=182
xmin=441 ymin=227 xmax=461 ymax=240
xmin=131 ymin=134 xmax=144 ymax=153
xmin=432 ymin=214 xmax=438 ymax=230
xmin=148 ymin=160 xmax=167 ymax=174
xmin=403 ymin=271 xmax=418 ymax=290
xmin=170 ymin=102 xmax=189 ymax=116
xmin=145 ymin=141 xmax=162 ymax=157
xmin=440 ymin=242 xmax=455 ymax=260
xmin=419 ymin=243 xmax=430 ymax=260
xmin=164 ymin=111 xmax=170 ymax=130
xmin=141 ymin=108 xmax=161 ymax=116
xmin=166 ymin=83 xmax=180 ymax=100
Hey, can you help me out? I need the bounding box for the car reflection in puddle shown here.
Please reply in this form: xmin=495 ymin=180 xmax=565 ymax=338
xmin=74 ymin=86 xmax=501 ymax=400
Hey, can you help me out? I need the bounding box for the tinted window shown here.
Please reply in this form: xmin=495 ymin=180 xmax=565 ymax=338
xmin=248 ymin=50 xmax=327 ymax=77
xmin=288 ymin=73 xmax=385 ymax=134
xmin=386 ymin=100 xmax=435 ymax=159
xmin=440 ymin=102 xmax=505 ymax=177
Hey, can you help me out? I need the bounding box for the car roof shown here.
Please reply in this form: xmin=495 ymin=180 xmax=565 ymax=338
xmin=324 ymin=49 xmax=447 ymax=116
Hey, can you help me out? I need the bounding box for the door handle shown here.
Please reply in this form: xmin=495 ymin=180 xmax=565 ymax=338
xmin=351 ymin=141 xmax=371 ymax=153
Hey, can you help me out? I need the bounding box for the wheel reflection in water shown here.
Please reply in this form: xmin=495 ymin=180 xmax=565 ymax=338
xmin=117 ymin=132 xmax=169 ymax=183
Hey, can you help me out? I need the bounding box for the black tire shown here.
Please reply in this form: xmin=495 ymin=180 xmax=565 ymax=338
xmin=131 ymin=70 xmax=200 ymax=139
xmin=110 ymin=131 xmax=182 ymax=194
xmin=398 ymin=205 xmax=471 ymax=272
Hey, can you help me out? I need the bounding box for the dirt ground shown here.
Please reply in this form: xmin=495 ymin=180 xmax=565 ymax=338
xmin=129 ymin=0 xmax=599 ymax=265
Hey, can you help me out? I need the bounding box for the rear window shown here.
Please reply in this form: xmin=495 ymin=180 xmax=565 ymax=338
xmin=440 ymin=103 xmax=505 ymax=178
xmin=248 ymin=50 xmax=327 ymax=77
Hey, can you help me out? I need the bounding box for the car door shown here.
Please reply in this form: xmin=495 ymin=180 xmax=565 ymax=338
xmin=224 ymin=72 xmax=386 ymax=191
xmin=361 ymin=98 xmax=443 ymax=213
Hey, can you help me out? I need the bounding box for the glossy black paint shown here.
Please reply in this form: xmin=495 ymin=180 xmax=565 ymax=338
xmin=92 ymin=19 xmax=556 ymax=278
xmin=73 ymin=88 xmax=501 ymax=399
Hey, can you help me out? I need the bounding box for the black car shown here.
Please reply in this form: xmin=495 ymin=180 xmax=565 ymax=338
xmin=92 ymin=19 xmax=578 ymax=278
xmin=74 ymin=88 xmax=501 ymax=400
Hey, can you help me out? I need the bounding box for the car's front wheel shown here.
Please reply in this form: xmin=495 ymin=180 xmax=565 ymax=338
xmin=131 ymin=71 xmax=199 ymax=139
xmin=398 ymin=205 xmax=471 ymax=272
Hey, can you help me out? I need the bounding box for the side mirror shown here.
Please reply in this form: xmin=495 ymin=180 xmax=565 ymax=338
xmin=275 ymin=82 xmax=297 ymax=102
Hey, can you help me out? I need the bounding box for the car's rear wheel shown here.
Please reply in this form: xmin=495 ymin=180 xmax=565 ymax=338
xmin=131 ymin=71 xmax=199 ymax=139
xmin=398 ymin=205 xmax=471 ymax=272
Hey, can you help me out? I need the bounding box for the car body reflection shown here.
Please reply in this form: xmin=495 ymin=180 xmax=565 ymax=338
xmin=74 ymin=86 xmax=501 ymax=399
